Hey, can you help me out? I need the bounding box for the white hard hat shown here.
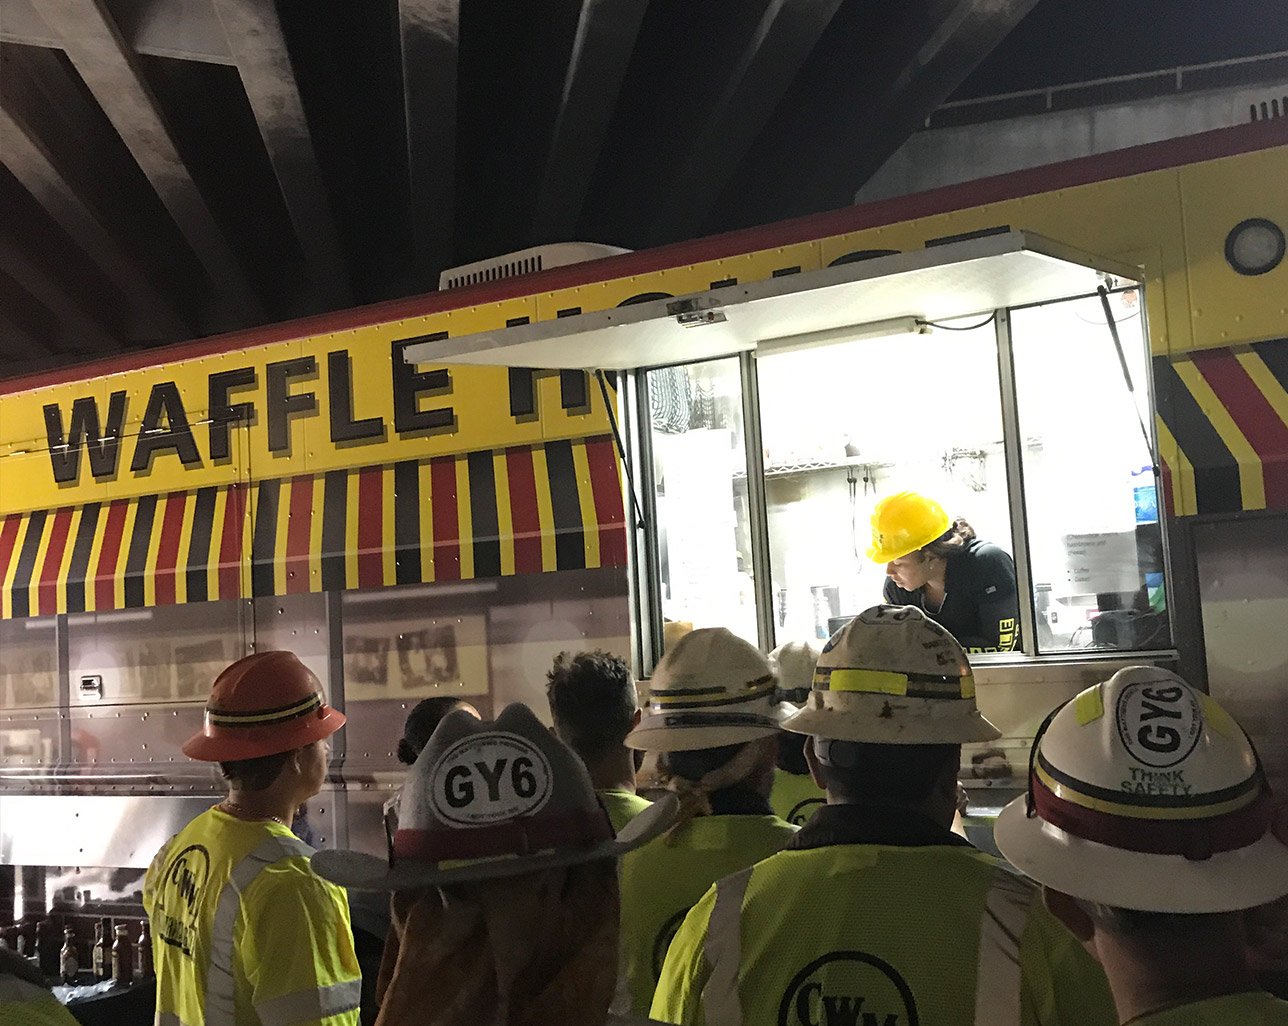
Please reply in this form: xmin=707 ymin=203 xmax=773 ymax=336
xmin=627 ymin=628 xmax=792 ymax=753
xmin=770 ymin=640 xmax=822 ymax=700
xmin=782 ymin=605 xmax=1000 ymax=744
xmin=995 ymin=666 xmax=1288 ymax=913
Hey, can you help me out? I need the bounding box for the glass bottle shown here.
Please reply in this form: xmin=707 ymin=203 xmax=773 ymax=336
xmin=92 ymin=919 xmax=109 ymax=980
xmin=111 ymin=924 xmax=133 ymax=984
xmin=133 ymin=920 xmax=153 ymax=981
xmin=60 ymin=927 xmax=79 ymax=984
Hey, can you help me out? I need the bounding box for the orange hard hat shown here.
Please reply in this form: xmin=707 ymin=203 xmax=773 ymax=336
xmin=182 ymin=651 xmax=346 ymax=762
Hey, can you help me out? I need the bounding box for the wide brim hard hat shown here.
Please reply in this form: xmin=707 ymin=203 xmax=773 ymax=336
xmin=182 ymin=704 xmax=346 ymax=761
xmin=625 ymin=701 xmax=795 ymax=753
xmin=313 ymin=793 xmax=679 ymax=891
xmin=782 ymin=692 xmax=1001 ymax=744
xmin=994 ymin=795 xmax=1288 ymax=913
xmin=182 ymin=650 xmax=347 ymax=761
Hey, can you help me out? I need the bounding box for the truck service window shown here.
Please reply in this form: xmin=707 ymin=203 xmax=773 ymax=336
xmin=1010 ymin=290 xmax=1171 ymax=653
xmin=755 ymin=318 xmax=1015 ymax=649
xmin=646 ymin=358 xmax=757 ymax=645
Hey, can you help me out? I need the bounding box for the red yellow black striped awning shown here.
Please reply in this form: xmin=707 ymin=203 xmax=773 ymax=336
xmin=1155 ymin=336 xmax=1288 ymax=517
xmin=0 ymin=435 xmax=626 ymax=619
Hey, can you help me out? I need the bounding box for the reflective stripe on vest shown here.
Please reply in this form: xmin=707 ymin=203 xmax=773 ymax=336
xmin=155 ymin=1014 xmax=190 ymax=1026
xmin=974 ymin=866 xmax=1032 ymax=1026
xmin=255 ymin=979 xmax=364 ymax=1026
xmin=701 ymin=860 xmax=1032 ymax=1026
xmin=701 ymin=867 xmax=753 ymax=1026
xmin=204 ymin=832 xmax=316 ymax=1026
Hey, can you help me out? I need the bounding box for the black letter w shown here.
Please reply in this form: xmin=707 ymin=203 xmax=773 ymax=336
xmin=43 ymin=391 xmax=127 ymax=483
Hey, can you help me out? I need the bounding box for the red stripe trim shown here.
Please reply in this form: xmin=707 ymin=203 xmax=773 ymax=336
xmin=153 ymin=492 xmax=187 ymax=606
xmin=429 ymin=457 xmax=460 ymax=581
xmin=2 ymin=122 xmax=1285 ymax=397
xmin=0 ymin=514 xmax=23 ymax=591
xmin=393 ymin=809 xmax=614 ymax=862
xmin=285 ymin=476 xmax=314 ymax=594
xmin=356 ymin=468 xmax=384 ymax=588
xmin=505 ymin=447 xmax=543 ymax=574
xmin=219 ymin=484 xmax=247 ymax=600
xmin=1158 ymin=454 xmax=1176 ymax=519
xmin=95 ymin=501 xmax=129 ymax=611
xmin=36 ymin=508 xmax=73 ymax=615
xmin=1191 ymin=350 xmax=1288 ymax=507
xmin=584 ymin=436 xmax=627 ymax=567
xmin=1032 ymin=774 xmax=1270 ymax=860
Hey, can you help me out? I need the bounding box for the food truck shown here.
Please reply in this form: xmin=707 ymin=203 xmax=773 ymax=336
xmin=0 ymin=117 xmax=1285 ymax=946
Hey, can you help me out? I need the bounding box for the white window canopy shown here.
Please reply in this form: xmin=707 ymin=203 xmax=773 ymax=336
xmin=401 ymin=231 xmax=1144 ymax=371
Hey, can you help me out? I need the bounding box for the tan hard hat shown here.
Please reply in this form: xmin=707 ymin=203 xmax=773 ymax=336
xmin=783 ymin=605 xmax=1000 ymax=744
xmin=628 ymin=628 xmax=792 ymax=753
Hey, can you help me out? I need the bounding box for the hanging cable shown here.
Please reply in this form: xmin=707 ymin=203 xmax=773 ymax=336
xmin=915 ymin=312 xmax=997 ymax=332
xmin=595 ymin=370 xmax=647 ymax=530
xmin=1096 ymin=286 xmax=1155 ymax=463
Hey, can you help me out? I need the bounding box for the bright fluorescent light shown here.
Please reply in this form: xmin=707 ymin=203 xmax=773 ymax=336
xmin=754 ymin=316 xmax=927 ymax=357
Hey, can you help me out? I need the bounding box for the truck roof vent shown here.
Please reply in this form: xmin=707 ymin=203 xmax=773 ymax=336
xmin=439 ymin=242 xmax=632 ymax=291
xmin=1250 ymin=95 xmax=1287 ymax=122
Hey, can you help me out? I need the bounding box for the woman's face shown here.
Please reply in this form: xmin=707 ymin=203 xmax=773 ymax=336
xmin=886 ymin=551 xmax=935 ymax=592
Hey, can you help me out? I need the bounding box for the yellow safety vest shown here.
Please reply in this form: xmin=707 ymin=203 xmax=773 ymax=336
xmin=144 ymin=807 xmax=361 ymax=1026
xmin=599 ymin=788 xmax=653 ymax=833
xmin=769 ymin=769 xmax=826 ymax=826
xmin=620 ymin=814 xmax=797 ymax=1017
xmin=0 ymin=977 xmax=79 ymax=1026
xmin=652 ymin=842 xmax=1116 ymax=1026
xmin=1128 ymin=991 xmax=1288 ymax=1024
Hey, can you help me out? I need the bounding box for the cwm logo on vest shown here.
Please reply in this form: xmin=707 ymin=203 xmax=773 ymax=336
xmin=778 ymin=951 xmax=918 ymax=1026
xmin=157 ymin=844 xmax=211 ymax=957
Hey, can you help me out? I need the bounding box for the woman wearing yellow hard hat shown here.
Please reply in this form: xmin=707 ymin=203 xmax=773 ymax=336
xmin=869 ymin=491 xmax=1018 ymax=652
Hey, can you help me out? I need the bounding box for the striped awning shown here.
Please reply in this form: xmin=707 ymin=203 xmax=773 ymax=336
xmin=1155 ymin=336 xmax=1288 ymax=517
xmin=0 ymin=435 xmax=627 ymax=619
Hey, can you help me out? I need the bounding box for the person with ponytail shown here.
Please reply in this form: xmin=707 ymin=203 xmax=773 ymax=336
xmin=616 ymin=628 xmax=797 ymax=1016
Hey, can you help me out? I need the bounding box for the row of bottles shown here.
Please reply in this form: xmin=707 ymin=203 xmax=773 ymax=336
xmin=0 ymin=915 xmax=152 ymax=985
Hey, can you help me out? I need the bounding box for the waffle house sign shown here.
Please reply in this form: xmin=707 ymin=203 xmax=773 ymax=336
xmin=1 ymin=325 xmax=608 ymax=516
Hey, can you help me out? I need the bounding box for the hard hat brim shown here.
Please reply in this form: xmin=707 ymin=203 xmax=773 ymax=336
xmin=182 ymin=705 xmax=347 ymax=762
xmin=866 ymin=539 xmax=926 ymax=564
xmin=624 ymin=702 xmax=795 ymax=753
xmin=994 ymin=795 xmax=1288 ymax=913
xmin=312 ymin=793 xmax=678 ymax=891
xmin=781 ymin=695 xmax=1002 ymax=744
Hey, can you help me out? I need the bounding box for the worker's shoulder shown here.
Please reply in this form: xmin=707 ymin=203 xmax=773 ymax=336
xmin=243 ymin=834 xmax=344 ymax=903
xmin=963 ymin=538 xmax=1015 ymax=568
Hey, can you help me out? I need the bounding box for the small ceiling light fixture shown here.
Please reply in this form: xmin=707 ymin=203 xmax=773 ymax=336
xmin=1225 ymin=218 xmax=1285 ymax=277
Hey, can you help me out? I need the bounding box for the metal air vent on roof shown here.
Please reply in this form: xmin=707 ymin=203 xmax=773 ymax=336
xmin=1250 ymin=95 xmax=1288 ymax=121
xmin=438 ymin=242 xmax=631 ymax=291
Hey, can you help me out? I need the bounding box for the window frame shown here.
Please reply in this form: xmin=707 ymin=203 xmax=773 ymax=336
xmin=626 ymin=289 xmax=1178 ymax=674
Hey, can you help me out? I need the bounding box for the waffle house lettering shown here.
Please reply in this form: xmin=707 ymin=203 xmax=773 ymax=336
xmin=41 ymin=339 xmax=593 ymax=485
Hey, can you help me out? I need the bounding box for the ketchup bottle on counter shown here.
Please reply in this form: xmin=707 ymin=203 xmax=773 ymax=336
xmin=111 ymin=924 xmax=133 ymax=984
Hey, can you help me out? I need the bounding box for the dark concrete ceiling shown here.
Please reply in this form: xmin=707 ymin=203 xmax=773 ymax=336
xmin=0 ymin=0 xmax=1043 ymax=371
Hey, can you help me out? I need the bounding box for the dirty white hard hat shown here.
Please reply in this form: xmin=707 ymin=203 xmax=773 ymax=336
xmin=627 ymin=627 xmax=793 ymax=753
xmin=770 ymin=640 xmax=822 ymax=703
xmin=995 ymin=666 xmax=1288 ymax=913
xmin=782 ymin=605 xmax=1000 ymax=744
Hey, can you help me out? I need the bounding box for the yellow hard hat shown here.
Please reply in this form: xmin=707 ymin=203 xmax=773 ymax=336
xmin=867 ymin=491 xmax=951 ymax=563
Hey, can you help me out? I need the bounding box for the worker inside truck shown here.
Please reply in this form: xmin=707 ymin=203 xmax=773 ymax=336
xmin=871 ymin=491 xmax=1019 ymax=653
